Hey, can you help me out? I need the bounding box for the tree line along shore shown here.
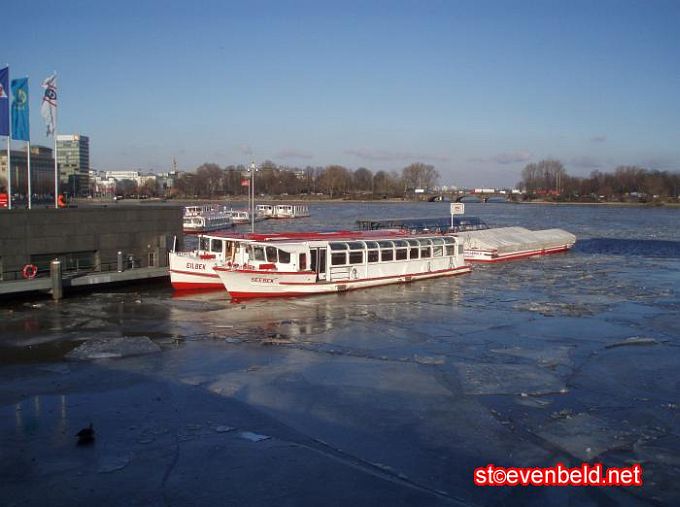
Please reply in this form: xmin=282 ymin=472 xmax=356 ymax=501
xmin=97 ymin=159 xmax=680 ymax=205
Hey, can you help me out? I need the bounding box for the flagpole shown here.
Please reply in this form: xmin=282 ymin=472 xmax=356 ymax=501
xmin=6 ymin=65 xmax=11 ymax=210
xmin=27 ymin=141 xmax=31 ymax=209
xmin=53 ymin=129 xmax=58 ymax=208
xmin=51 ymin=71 xmax=58 ymax=209
xmin=5 ymin=135 xmax=10 ymax=210
xmin=250 ymin=161 xmax=255 ymax=233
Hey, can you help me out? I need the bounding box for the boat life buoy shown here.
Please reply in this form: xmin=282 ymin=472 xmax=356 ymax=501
xmin=22 ymin=264 xmax=38 ymax=280
xmin=57 ymin=194 xmax=67 ymax=208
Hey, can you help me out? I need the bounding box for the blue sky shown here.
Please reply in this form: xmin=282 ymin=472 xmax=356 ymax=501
xmin=5 ymin=0 xmax=680 ymax=186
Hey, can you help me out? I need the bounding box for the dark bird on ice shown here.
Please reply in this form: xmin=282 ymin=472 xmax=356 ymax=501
xmin=75 ymin=423 xmax=95 ymax=445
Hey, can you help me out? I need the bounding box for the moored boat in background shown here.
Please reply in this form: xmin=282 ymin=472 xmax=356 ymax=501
xmin=256 ymin=204 xmax=310 ymax=219
xmin=182 ymin=212 xmax=233 ymax=233
xmin=356 ymin=217 xmax=575 ymax=262
xmin=272 ymin=204 xmax=310 ymax=219
xmin=457 ymin=227 xmax=576 ymax=262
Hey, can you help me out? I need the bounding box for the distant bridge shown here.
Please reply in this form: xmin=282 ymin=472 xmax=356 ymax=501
xmin=454 ymin=192 xmax=511 ymax=203
xmin=429 ymin=192 xmax=512 ymax=203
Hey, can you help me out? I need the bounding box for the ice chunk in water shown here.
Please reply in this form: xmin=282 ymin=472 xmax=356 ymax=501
xmin=239 ymin=431 xmax=271 ymax=442
xmin=605 ymin=336 xmax=658 ymax=349
xmin=454 ymin=362 xmax=565 ymax=395
xmin=537 ymin=413 xmax=634 ymax=461
xmin=66 ymin=336 xmax=160 ymax=360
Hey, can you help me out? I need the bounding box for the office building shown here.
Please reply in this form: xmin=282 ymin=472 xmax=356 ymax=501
xmin=57 ymin=134 xmax=90 ymax=197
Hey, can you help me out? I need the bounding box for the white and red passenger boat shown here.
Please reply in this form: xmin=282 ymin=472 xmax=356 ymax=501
xmin=212 ymin=230 xmax=471 ymax=299
xmin=169 ymin=232 xmax=250 ymax=290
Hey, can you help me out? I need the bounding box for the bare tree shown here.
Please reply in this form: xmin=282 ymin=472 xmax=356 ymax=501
xmin=195 ymin=163 xmax=223 ymax=198
xmin=319 ymin=165 xmax=349 ymax=198
xmin=521 ymin=159 xmax=566 ymax=193
xmin=352 ymin=167 xmax=373 ymax=192
xmin=401 ymin=163 xmax=439 ymax=192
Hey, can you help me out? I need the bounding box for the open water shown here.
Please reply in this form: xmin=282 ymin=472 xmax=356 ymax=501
xmin=1 ymin=202 xmax=679 ymax=506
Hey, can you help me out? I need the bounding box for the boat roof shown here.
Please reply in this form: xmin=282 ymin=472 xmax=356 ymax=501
xmin=198 ymin=229 xmax=412 ymax=243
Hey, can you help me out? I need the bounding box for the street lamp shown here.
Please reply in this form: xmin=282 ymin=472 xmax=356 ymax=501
xmin=249 ymin=161 xmax=256 ymax=233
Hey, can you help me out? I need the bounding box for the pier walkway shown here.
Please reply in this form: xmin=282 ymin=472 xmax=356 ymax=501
xmin=0 ymin=267 xmax=169 ymax=298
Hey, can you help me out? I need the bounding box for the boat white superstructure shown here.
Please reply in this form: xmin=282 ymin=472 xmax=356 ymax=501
xmin=169 ymin=232 xmax=251 ymax=289
xmin=255 ymin=203 xmax=310 ymax=219
xmin=213 ymin=231 xmax=470 ymax=299
xmin=183 ymin=213 xmax=233 ymax=233
xmin=272 ymin=204 xmax=309 ymax=219
xmin=223 ymin=208 xmax=268 ymax=224
xmin=255 ymin=204 xmax=275 ymax=218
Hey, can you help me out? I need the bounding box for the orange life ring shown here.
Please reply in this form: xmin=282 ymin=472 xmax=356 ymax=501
xmin=22 ymin=264 xmax=38 ymax=280
xmin=57 ymin=194 xmax=67 ymax=208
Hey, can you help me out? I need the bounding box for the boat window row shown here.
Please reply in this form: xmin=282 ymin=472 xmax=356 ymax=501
xmin=248 ymin=245 xmax=292 ymax=264
xmin=328 ymin=237 xmax=457 ymax=266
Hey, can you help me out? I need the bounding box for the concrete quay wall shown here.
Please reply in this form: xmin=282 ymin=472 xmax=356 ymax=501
xmin=0 ymin=206 xmax=183 ymax=281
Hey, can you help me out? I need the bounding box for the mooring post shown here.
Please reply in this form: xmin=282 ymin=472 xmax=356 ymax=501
xmin=50 ymin=259 xmax=63 ymax=301
xmin=117 ymin=251 xmax=124 ymax=272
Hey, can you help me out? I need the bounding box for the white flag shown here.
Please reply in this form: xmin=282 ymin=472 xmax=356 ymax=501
xmin=41 ymin=73 xmax=57 ymax=137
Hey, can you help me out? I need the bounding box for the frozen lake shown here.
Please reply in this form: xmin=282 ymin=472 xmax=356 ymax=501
xmin=1 ymin=202 xmax=679 ymax=506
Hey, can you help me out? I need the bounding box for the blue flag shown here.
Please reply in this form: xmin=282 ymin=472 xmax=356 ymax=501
xmin=11 ymin=78 xmax=29 ymax=141
xmin=0 ymin=67 xmax=9 ymax=136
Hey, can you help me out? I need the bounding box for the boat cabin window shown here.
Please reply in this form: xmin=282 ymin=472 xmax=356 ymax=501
xmin=331 ymin=252 xmax=347 ymax=265
xmin=251 ymin=245 xmax=266 ymax=261
xmin=378 ymin=241 xmax=394 ymax=262
xmin=443 ymin=237 xmax=456 ymax=256
xmin=407 ymin=239 xmax=419 ymax=259
xmin=349 ymin=251 xmax=363 ymax=264
xmin=394 ymin=240 xmax=408 ymax=260
xmin=432 ymin=238 xmax=444 ymax=257
xmin=329 ymin=242 xmax=348 ymax=251
xmin=420 ymin=239 xmax=432 ymax=258
xmin=299 ymin=253 xmax=306 ymax=270
xmin=199 ymin=237 xmax=210 ymax=251
xmin=367 ymin=250 xmax=379 ymax=263
xmin=278 ymin=250 xmax=291 ymax=263
xmin=365 ymin=241 xmax=379 ymax=249
xmin=347 ymin=242 xmax=363 ymax=250
xmin=266 ymin=246 xmax=278 ymax=262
